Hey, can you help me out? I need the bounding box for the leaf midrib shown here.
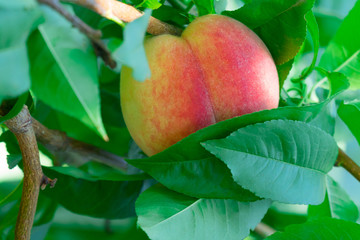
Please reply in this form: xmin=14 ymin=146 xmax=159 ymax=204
xmin=334 ymin=49 xmax=360 ymax=72
xmin=207 ymin=144 xmax=328 ymax=175
xmin=38 ymin=25 xmax=99 ymax=131
xmin=250 ymin=0 xmax=308 ymax=30
xmin=144 ymin=198 xmax=203 ymax=229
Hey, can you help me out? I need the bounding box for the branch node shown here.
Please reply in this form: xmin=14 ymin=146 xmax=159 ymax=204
xmin=4 ymin=106 xmax=42 ymax=240
xmin=40 ymin=175 xmax=58 ymax=190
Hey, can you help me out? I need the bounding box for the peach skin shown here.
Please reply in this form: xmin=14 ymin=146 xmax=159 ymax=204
xmin=121 ymin=15 xmax=279 ymax=156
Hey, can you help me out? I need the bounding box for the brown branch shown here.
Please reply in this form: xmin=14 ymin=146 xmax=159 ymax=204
xmin=4 ymin=106 xmax=43 ymax=240
xmin=1 ymin=100 xmax=127 ymax=170
xmin=31 ymin=117 xmax=128 ymax=170
xmin=1 ymin=103 xmax=126 ymax=238
xmin=336 ymin=148 xmax=360 ymax=182
xmin=38 ymin=0 xmax=116 ymax=68
xmin=61 ymin=0 xmax=183 ymax=36
xmin=254 ymin=222 xmax=276 ymax=239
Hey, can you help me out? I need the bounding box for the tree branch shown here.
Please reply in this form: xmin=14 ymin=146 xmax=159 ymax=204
xmin=38 ymin=0 xmax=116 ymax=68
xmin=2 ymin=104 xmax=125 ymax=239
xmin=254 ymin=222 xmax=276 ymax=238
xmin=61 ymin=0 xmax=183 ymax=36
xmin=4 ymin=106 xmax=55 ymax=240
xmin=336 ymin=148 xmax=360 ymax=182
xmin=31 ymin=117 xmax=128 ymax=170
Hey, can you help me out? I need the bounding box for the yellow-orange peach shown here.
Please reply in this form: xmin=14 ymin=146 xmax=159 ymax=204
xmin=121 ymin=15 xmax=279 ymax=156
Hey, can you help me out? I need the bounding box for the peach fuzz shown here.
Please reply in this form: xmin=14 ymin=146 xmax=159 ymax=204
xmin=121 ymin=14 xmax=279 ymax=156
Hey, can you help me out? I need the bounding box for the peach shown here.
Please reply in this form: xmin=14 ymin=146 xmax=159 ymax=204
xmin=121 ymin=15 xmax=279 ymax=156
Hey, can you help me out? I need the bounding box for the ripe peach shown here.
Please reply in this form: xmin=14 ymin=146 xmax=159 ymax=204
xmin=121 ymin=15 xmax=279 ymax=156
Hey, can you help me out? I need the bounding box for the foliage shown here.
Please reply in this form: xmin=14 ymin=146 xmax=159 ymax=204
xmin=1 ymin=0 xmax=360 ymax=239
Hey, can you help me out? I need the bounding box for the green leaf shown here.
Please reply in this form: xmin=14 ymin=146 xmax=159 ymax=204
xmin=0 ymin=131 xmax=20 ymax=157
xmin=127 ymin=98 xmax=338 ymax=202
xmin=0 ymin=0 xmax=42 ymax=48
xmin=42 ymin=166 xmax=143 ymax=219
xmin=51 ymin=162 xmax=148 ymax=181
xmin=0 ymin=181 xmax=57 ymax=239
xmin=114 ymin=9 xmax=151 ymax=82
xmin=0 ymin=182 xmax=22 ymax=237
xmin=192 ymin=0 xmax=215 ymax=16
xmin=100 ymin=87 xmax=126 ymax=128
xmin=0 ymin=92 xmax=28 ymax=124
xmin=6 ymin=154 xmax=22 ymax=169
xmin=136 ymin=0 xmax=162 ymax=9
xmin=293 ymin=11 xmax=320 ymax=81
xmin=223 ymin=0 xmax=315 ymax=65
xmin=319 ymin=0 xmax=360 ymax=89
xmin=0 ymin=1 xmax=42 ymax=101
xmin=277 ymin=59 xmax=294 ymax=88
xmin=28 ymin=5 xmax=107 ymax=139
xmin=305 ymin=11 xmax=319 ymax=68
xmin=262 ymin=203 xmax=307 ymax=231
xmin=318 ymin=70 xmax=350 ymax=97
xmin=32 ymin=99 xmax=131 ymax=158
xmin=0 ymin=46 xmax=30 ymax=103
xmin=152 ymin=5 xmax=190 ymax=27
xmin=129 ymin=156 xmax=259 ymax=202
xmin=46 ymin=211 xmax=147 ymax=239
xmin=308 ymin=176 xmax=359 ymax=222
xmin=306 ymin=71 xmax=349 ymax=134
xmin=306 ymin=101 xmax=335 ymax=135
xmin=266 ymin=218 xmax=360 ymax=240
xmin=0 ymin=0 xmax=37 ymax=9
xmin=136 ymin=184 xmax=271 ymax=240
xmin=314 ymin=10 xmax=342 ymax=47
xmin=72 ymin=4 xmax=103 ymax=29
xmin=338 ymin=101 xmax=360 ymax=145
xmin=214 ymin=0 xmax=244 ymax=13
xmin=202 ymin=120 xmax=338 ymax=204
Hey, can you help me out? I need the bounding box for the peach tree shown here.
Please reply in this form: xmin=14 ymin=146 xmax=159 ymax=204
xmin=0 ymin=0 xmax=360 ymax=239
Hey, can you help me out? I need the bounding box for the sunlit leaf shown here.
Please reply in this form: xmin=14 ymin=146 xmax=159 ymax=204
xmin=192 ymin=0 xmax=215 ymax=16
xmin=136 ymin=0 xmax=162 ymax=9
xmin=313 ymin=68 xmax=350 ymax=100
xmin=128 ymin=97 xmax=340 ymax=202
xmin=202 ymin=120 xmax=338 ymax=204
xmin=338 ymin=100 xmax=360 ymax=145
xmin=266 ymin=218 xmax=360 ymax=239
xmin=114 ymin=9 xmax=151 ymax=82
xmin=0 ymin=1 xmax=42 ymax=102
xmin=319 ymin=0 xmax=360 ymax=89
xmin=28 ymin=5 xmax=107 ymax=139
xmin=308 ymin=176 xmax=359 ymax=222
xmin=136 ymin=184 xmax=271 ymax=240
xmin=293 ymin=11 xmax=320 ymax=80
